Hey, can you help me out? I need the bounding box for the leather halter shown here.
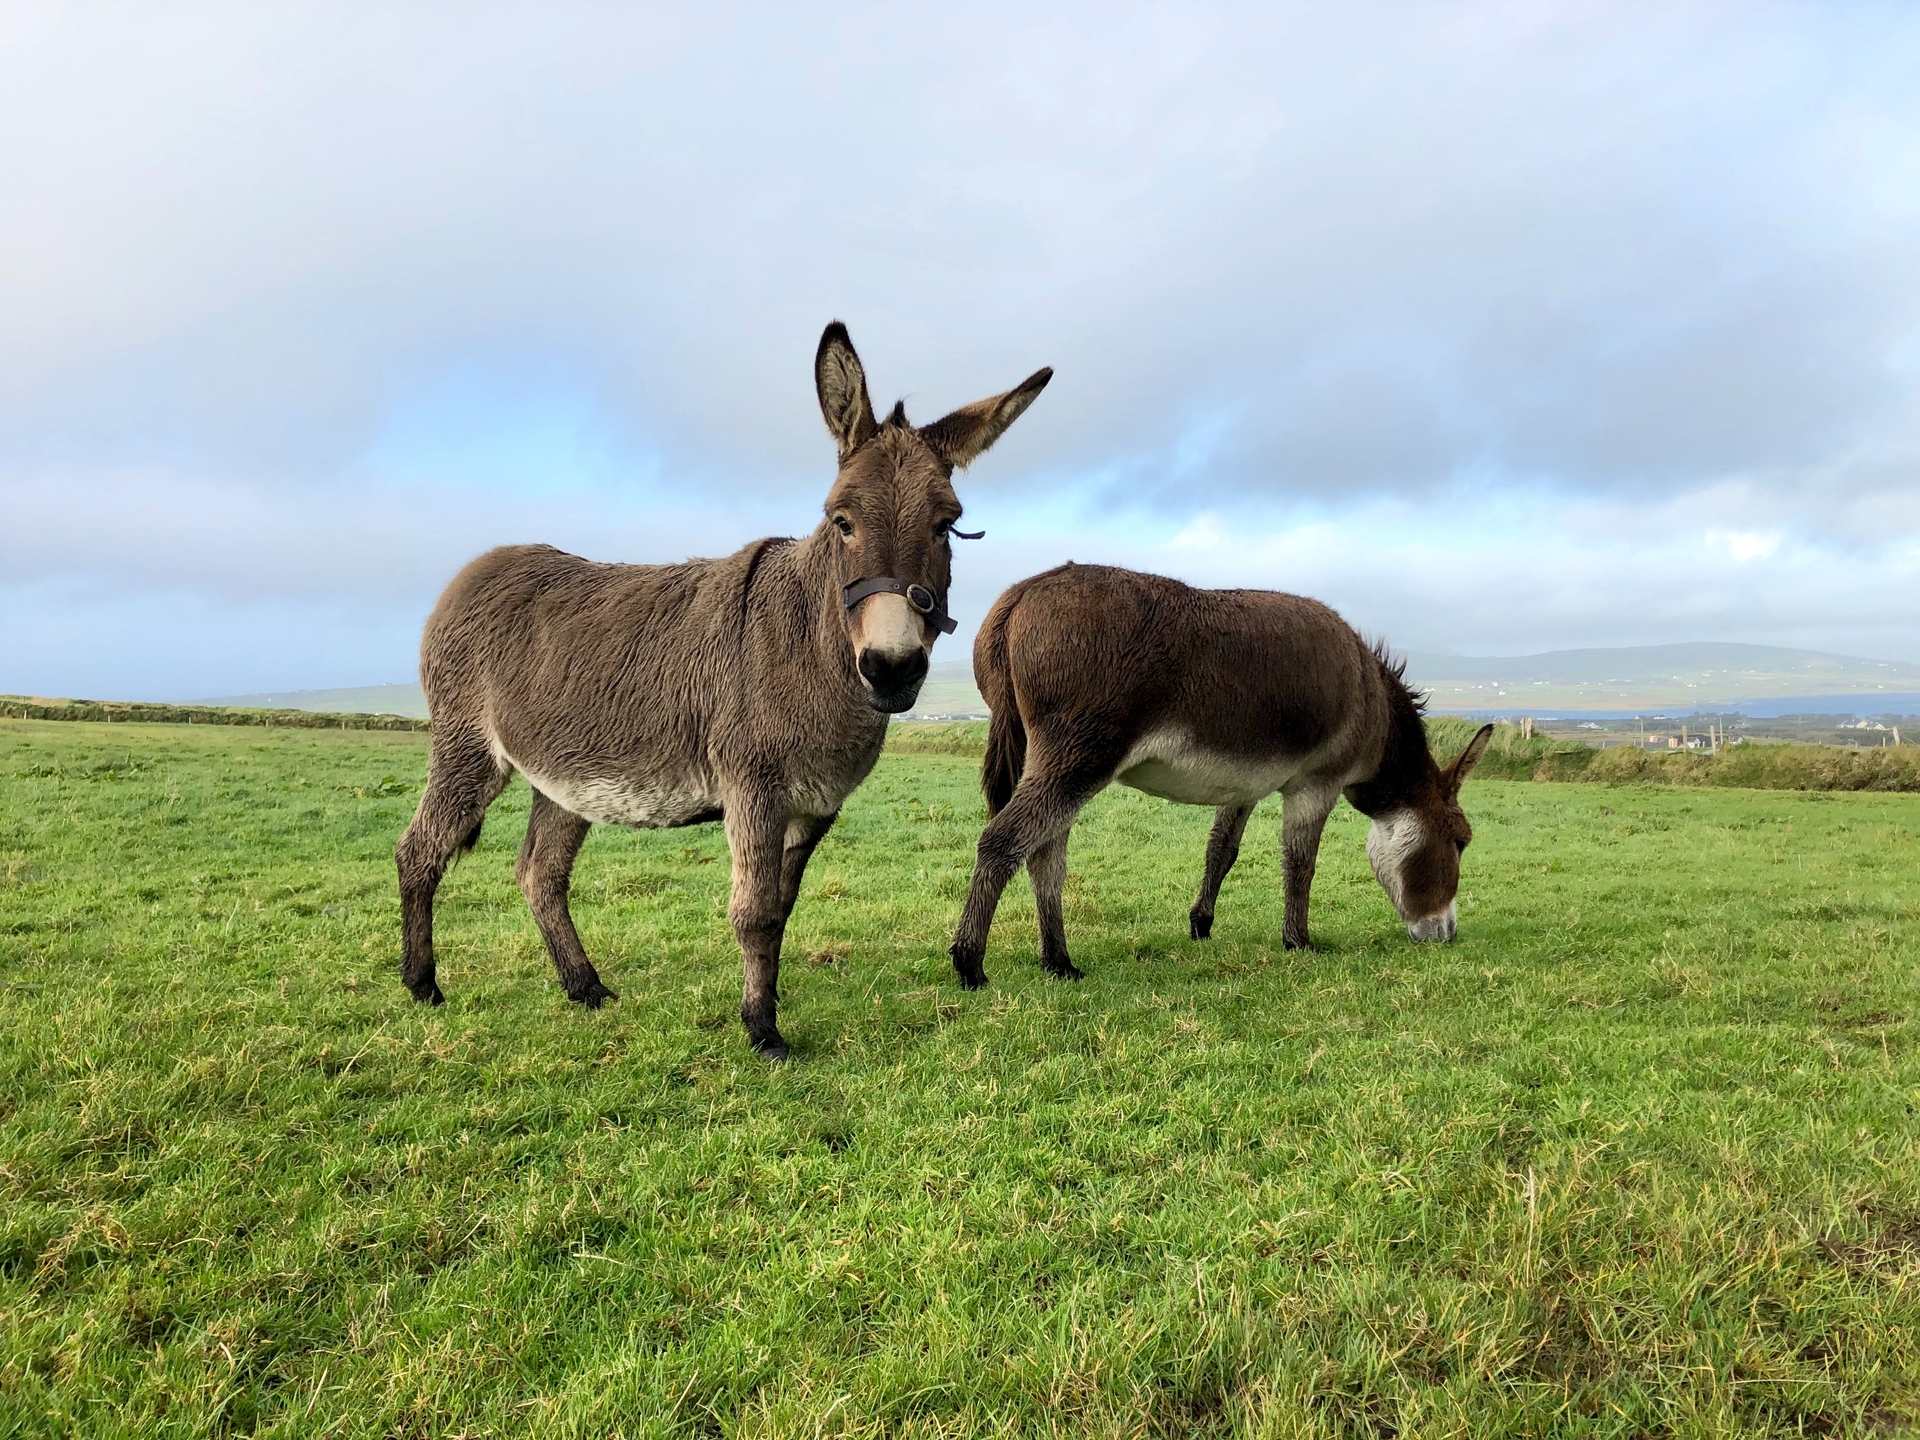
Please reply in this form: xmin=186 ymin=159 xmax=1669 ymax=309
xmin=842 ymin=576 xmax=958 ymax=635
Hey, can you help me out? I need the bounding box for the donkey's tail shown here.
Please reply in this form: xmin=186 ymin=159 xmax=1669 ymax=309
xmin=975 ymin=591 xmax=1027 ymax=817
xmin=982 ymin=706 xmax=1027 ymax=818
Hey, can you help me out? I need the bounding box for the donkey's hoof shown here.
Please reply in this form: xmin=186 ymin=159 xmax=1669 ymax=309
xmin=1189 ymin=913 xmax=1214 ymax=941
xmin=1043 ymin=959 xmax=1085 ymax=982
xmin=407 ymin=980 xmax=445 ymax=1006
xmin=571 ymin=981 xmax=618 ymax=1009
xmin=752 ymin=1032 xmax=791 ymax=1063
xmin=951 ymin=945 xmax=989 ymax=990
xmin=1282 ymin=936 xmax=1312 ymax=952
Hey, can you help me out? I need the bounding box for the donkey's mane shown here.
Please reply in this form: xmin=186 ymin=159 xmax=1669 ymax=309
xmin=1343 ymin=637 xmax=1441 ymax=816
xmin=1370 ymin=639 xmax=1429 ymax=718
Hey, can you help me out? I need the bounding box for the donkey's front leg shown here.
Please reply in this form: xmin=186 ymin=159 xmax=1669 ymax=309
xmin=779 ymin=813 xmax=837 ymax=920
xmin=1189 ymin=803 xmax=1253 ymax=940
xmin=724 ymin=793 xmax=793 ymax=1060
xmin=1279 ymin=784 xmax=1339 ymax=950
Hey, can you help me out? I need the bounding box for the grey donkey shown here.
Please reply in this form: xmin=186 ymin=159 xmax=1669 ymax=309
xmin=397 ymin=322 xmax=1051 ymax=1058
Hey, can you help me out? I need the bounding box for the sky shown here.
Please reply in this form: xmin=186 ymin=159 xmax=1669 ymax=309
xmin=4 ymin=2 xmax=1919 ymax=699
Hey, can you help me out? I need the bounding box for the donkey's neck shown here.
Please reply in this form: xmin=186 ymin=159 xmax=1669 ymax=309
xmin=1345 ymin=676 xmax=1441 ymax=818
xmin=760 ymin=527 xmax=880 ymax=704
xmin=786 ymin=527 xmax=856 ymax=663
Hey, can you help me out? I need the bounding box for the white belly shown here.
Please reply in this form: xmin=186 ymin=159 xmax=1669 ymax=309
xmin=511 ymin=758 xmax=719 ymax=828
xmin=1113 ymin=729 xmax=1303 ymax=807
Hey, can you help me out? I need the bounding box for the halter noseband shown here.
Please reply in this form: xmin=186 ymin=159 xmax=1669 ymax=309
xmin=842 ymin=576 xmax=958 ymax=635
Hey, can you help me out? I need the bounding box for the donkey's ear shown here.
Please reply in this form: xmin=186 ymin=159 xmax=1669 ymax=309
xmin=1447 ymin=723 xmax=1496 ymax=793
xmin=816 ymin=321 xmax=878 ymax=461
xmin=919 ymin=367 xmax=1053 ymax=469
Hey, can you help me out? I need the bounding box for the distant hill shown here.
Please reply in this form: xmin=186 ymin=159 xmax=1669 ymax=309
xmin=901 ymin=661 xmax=988 ymax=719
xmin=196 ymin=643 xmax=1920 ymax=723
xmin=196 ymin=684 xmax=429 ymax=717
xmin=1400 ymin=642 xmax=1920 ymax=715
xmin=900 ymin=645 xmax=1920 ymax=719
xmin=197 ymin=672 xmax=987 ymax=722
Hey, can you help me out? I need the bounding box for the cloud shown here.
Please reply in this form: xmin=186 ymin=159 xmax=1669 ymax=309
xmin=952 ymin=489 xmax=1920 ymax=663
xmin=1710 ymin=530 xmax=1783 ymax=563
xmin=3 ymin=1 xmax=1919 ymax=695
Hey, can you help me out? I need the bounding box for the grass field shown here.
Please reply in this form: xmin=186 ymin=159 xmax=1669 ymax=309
xmin=3 ymin=720 xmax=1919 ymax=1437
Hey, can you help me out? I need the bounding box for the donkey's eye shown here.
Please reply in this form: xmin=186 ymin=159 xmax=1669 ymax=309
xmin=833 ymin=515 xmax=855 ymax=538
xmin=1454 ymin=840 xmax=1467 ymax=855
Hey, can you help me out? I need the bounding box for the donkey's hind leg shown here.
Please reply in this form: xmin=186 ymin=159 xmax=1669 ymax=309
xmin=951 ymin=758 xmax=1105 ymax=989
xmin=396 ymin=734 xmax=508 ymax=1005
xmin=516 ymin=789 xmax=616 ymax=1008
xmin=1026 ymin=833 xmax=1082 ymax=981
xmin=1189 ymin=803 xmax=1254 ymax=940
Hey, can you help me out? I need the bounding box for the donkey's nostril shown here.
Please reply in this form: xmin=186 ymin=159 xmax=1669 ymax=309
xmin=857 ymin=648 xmax=929 ymax=711
xmin=859 ymin=647 xmax=926 ymax=684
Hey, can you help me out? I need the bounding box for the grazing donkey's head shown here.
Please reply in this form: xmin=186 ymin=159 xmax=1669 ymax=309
xmin=1364 ymin=723 xmax=1494 ymax=942
xmin=815 ymin=322 xmax=1051 ymax=713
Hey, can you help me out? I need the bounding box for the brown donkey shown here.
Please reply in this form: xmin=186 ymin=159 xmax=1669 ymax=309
xmin=949 ymin=564 xmax=1493 ymax=986
xmin=398 ymin=323 xmax=1050 ymax=1058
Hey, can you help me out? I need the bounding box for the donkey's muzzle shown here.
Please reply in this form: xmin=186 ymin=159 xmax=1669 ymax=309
xmin=858 ymin=647 xmax=929 ymax=713
xmin=1406 ymin=903 xmax=1458 ymax=943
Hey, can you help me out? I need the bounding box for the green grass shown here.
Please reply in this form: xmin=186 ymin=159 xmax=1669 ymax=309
xmin=3 ymin=720 xmax=1919 ymax=1437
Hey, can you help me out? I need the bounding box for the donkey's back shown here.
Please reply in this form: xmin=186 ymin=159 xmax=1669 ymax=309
xmin=424 ymin=544 xmax=747 ymax=747
xmin=978 ymin=562 xmax=1390 ymax=805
